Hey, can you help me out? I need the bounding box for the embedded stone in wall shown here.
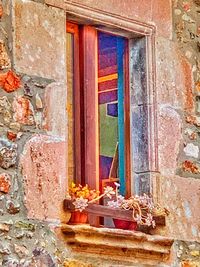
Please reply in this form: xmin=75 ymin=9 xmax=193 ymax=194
xmin=35 ymin=93 xmax=43 ymax=109
xmin=184 ymin=143 xmax=199 ymax=158
xmin=13 ymin=0 xmax=66 ymax=81
xmin=158 ymin=106 xmax=182 ymax=175
xmin=43 ymin=82 xmax=66 ymax=137
xmin=0 ymin=96 xmax=11 ymax=111
xmin=0 ymin=173 xmax=11 ymax=193
xmin=24 ymin=83 xmax=33 ymax=97
xmin=182 ymin=160 xmax=199 ymax=174
xmin=13 ymin=96 xmax=35 ymax=125
xmin=0 ymin=138 xmax=17 ymax=169
xmin=185 ymin=129 xmax=197 ymax=140
xmin=32 ymin=248 xmax=56 ymax=267
xmin=194 ymin=0 xmax=200 ymax=6
xmin=0 ymin=242 xmax=11 ymax=255
xmin=0 ymin=41 xmax=11 ymax=70
xmin=6 ymin=199 xmax=20 ymax=214
xmin=7 ymin=131 xmax=17 ymax=141
xmin=14 ymin=220 xmax=35 ymax=231
xmin=20 ymin=134 xmax=67 ymax=220
xmin=183 ymin=2 xmax=191 ymax=12
xmin=9 ymin=122 xmax=21 ymax=132
xmin=14 ymin=244 xmax=29 ymax=258
xmin=186 ymin=115 xmax=200 ymax=127
xmin=0 ymin=70 xmax=21 ymax=93
xmin=0 ymin=223 xmax=10 ymax=232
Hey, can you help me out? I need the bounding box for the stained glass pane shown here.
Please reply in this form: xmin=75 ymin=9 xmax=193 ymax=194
xmin=98 ymin=31 xmax=126 ymax=193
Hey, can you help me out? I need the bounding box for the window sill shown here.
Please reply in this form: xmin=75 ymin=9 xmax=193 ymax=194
xmin=61 ymin=224 xmax=174 ymax=264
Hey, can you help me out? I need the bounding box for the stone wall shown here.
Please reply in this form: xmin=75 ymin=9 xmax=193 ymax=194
xmin=0 ymin=0 xmax=69 ymax=266
xmin=0 ymin=0 xmax=199 ymax=266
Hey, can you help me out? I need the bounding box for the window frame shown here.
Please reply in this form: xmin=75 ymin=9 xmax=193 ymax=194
xmin=61 ymin=1 xmax=158 ymax=198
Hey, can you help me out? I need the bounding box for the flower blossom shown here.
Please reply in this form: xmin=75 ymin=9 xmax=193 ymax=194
xmin=73 ymin=197 xmax=88 ymax=212
xmin=104 ymin=186 xmax=116 ymax=199
xmin=107 ymin=200 xmax=120 ymax=209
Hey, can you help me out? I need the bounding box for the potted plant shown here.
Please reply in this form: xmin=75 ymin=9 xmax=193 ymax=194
xmin=107 ymin=183 xmax=169 ymax=230
xmin=66 ymin=183 xmax=115 ymax=224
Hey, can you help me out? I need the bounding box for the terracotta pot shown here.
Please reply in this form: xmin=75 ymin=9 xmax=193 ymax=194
xmin=69 ymin=211 xmax=88 ymax=224
xmin=113 ymin=218 xmax=137 ymax=230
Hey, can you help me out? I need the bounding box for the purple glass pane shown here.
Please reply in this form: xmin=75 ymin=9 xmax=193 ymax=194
xmin=107 ymin=103 xmax=118 ymax=117
xmin=98 ymin=90 xmax=118 ymax=104
xmin=99 ymin=155 xmax=113 ymax=180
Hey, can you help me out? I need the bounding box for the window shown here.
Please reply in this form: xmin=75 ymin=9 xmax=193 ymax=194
xmin=66 ymin=22 xmax=131 ymax=196
xmin=66 ymin=15 xmax=157 ymax=198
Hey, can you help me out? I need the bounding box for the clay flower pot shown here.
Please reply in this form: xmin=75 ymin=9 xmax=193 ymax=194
xmin=69 ymin=211 xmax=88 ymax=224
xmin=113 ymin=218 xmax=137 ymax=230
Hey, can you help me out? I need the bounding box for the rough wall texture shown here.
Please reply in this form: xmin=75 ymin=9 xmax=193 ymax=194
xmin=0 ymin=0 xmax=199 ymax=266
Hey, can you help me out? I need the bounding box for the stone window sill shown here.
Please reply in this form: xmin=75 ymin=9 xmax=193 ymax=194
xmin=61 ymin=224 xmax=174 ymax=264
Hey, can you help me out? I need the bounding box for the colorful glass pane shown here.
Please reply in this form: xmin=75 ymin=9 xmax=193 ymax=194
xmin=98 ymin=31 xmax=126 ymax=193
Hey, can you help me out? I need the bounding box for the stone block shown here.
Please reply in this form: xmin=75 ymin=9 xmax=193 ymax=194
xmin=184 ymin=143 xmax=199 ymax=159
xmin=43 ymin=82 xmax=66 ymax=137
xmin=0 ymin=138 xmax=17 ymax=169
xmin=13 ymin=96 xmax=35 ymax=125
xmin=0 ymin=173 xmax=11 ymax=193
xmin=20 ymin=134 xmax=67 ymax=221
xmin=13 ymin=0 xmax=66 ymax=81
xmin=130 ymin=38 xmax=148 ymax=106
xmin=32 ymin=248 xmax=56 ymax=267
xmin=134 ymin=172 xmax=151 ymax=195
xmin=0 ymin=40 xmax=11 ymax=70
xmin=158 ymin=105 xmax=182 ymax=176
xmin=6 ymin=199 xmax=20 ymax=214
xmin=131 ymin=105 xmax=149 ymax=173
xmin=0 ymin=70 xmax=21 ymax=93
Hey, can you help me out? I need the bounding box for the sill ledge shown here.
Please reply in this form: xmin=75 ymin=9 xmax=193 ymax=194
xmin=61 ymin=224 xmax=174 ymax=264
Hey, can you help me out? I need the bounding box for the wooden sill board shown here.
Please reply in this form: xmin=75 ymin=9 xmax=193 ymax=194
xmin=63 ymin=199 xmax=166 ymax=226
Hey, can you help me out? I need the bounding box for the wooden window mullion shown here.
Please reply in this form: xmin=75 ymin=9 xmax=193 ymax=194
xmin=81 ymin=26 xmax=99 ymax=190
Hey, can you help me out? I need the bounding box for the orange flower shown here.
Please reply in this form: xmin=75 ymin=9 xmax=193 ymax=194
xmin=68 ymin=182 xmax=100 ymax=201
